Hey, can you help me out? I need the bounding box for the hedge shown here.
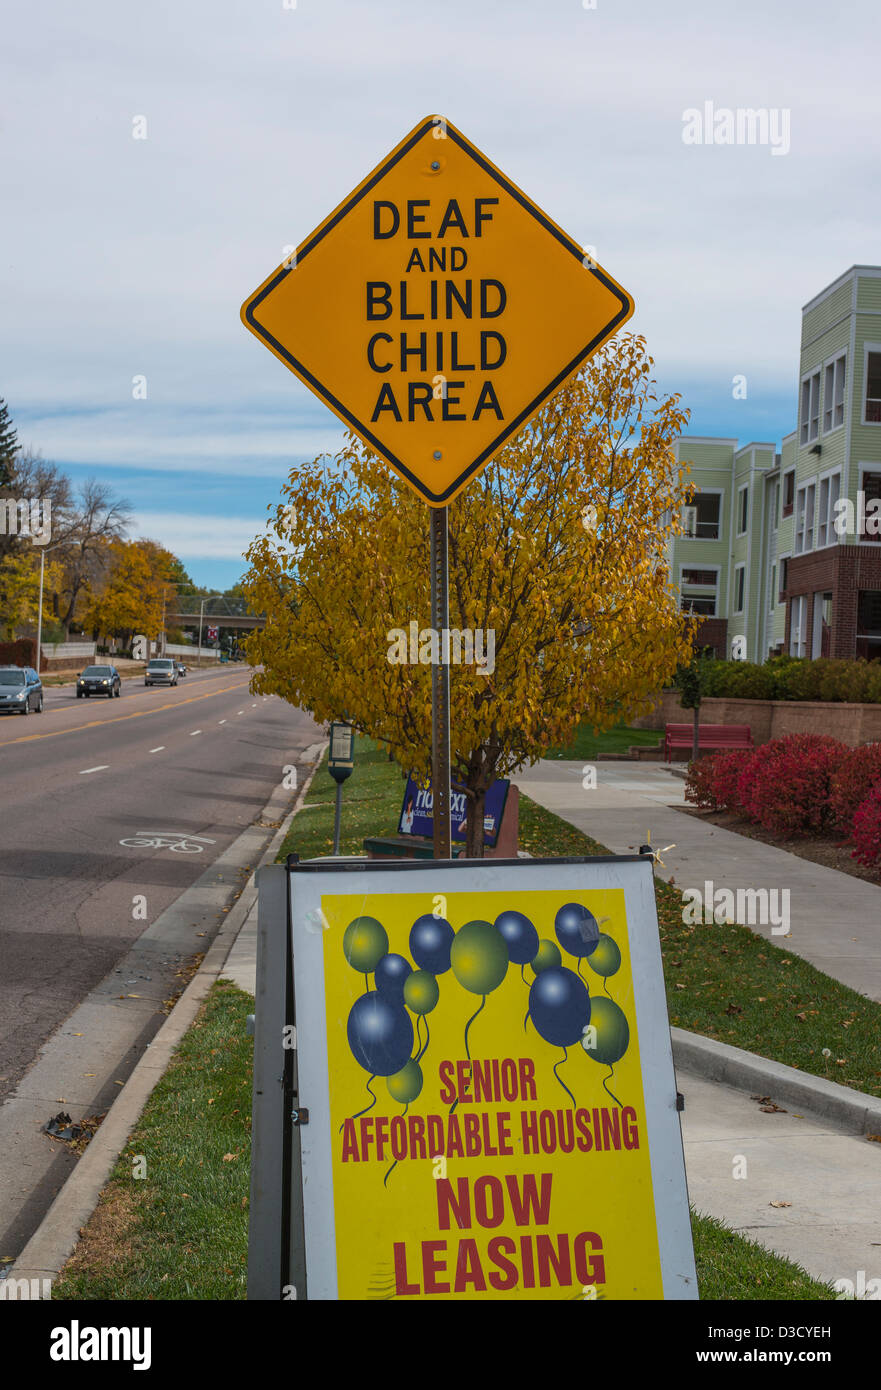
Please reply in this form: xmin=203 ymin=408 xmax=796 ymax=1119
xmin=686 ymin=655 xmax=881 ymax=704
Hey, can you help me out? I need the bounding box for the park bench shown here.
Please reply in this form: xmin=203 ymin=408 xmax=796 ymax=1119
xmin=664 ymin=722 xmax=754 ymax=761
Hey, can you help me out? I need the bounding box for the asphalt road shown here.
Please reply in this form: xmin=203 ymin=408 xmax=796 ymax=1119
xmin=0 ymin=666 xmax=321 ymax=1102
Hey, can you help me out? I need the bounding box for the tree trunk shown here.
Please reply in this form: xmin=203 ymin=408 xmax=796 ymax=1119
xmin=466 ymin=787 xmax=487 ymax=858
xmin=692 ymin=706 xmax=700 ymax=762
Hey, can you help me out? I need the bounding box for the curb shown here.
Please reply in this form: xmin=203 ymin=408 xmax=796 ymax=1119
xmin=672 ymin=1026 xmax=881 ymax=1135
xmin=7 ymin=741 xmax=327 ymax=1294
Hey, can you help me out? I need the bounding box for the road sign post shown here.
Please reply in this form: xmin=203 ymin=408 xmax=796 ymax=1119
xmin=429 ymin=506 xmax=451 ymax=859
xmin=328 ymin=722 xmax=355 ymax=855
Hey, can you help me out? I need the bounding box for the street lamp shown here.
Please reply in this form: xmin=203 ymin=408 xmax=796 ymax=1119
xmin=35 ymin=543 xmax=64 ymax=674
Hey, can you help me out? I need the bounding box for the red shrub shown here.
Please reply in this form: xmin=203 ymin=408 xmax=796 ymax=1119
xmin=829 ymin=742 xmax=881 ymax=834
xmin=685 ymin=748 xmax=754 ymax=812
xmin=736 ymin=734 xmax=848 ymax=837
xmin=851 ymin=786 xmax=881 ymax=868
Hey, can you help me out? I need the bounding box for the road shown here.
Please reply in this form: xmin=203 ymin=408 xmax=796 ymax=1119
xmin=0 ymin=666 xmax=321 ymax=1104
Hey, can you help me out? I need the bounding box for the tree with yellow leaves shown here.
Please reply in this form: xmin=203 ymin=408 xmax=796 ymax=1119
xmin=81 ymin=539 xmax=176 ymax=649
xmin=0 ymin=548 xmax=64 ymax=640
xmin=243 ymin=334 xmax=696 ymax=855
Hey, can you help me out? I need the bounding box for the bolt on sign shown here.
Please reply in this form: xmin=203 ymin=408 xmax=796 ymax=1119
xmin=248 ymin=858 xmax=697 ymax=1300
xmin=240 ymin=116 xmax=634 ymax=506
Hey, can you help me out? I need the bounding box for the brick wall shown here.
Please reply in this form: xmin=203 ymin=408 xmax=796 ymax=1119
xmin=631 ymin=689 xmax=881 ymax=745
xmin=787 ymin=547 xmax=881 ymax=658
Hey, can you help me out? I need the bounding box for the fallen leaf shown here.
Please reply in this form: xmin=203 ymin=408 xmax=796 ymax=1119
xmin=222 ymin=1152 xmax=239 ymax=1162
xmin=866 ymin=1135 xmax=881 ymax=1144
xmin=769 ymin=1200 xmax=792 ymax=1208
xmin=795 ymin=1012 xmax=807 ymax=1022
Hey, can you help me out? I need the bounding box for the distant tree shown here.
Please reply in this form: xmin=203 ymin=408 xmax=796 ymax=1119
xmin=0 ymin=450 xmax=74 ymax=562
xmin=57 ymin=480 xmax=131 ymax=636
xmin=0 ymin=398 xmax=18 ymax=489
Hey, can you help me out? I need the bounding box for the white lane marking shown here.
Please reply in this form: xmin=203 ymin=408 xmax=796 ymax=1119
xmin=251 ymin=703 xmax=257 ymax=707
xmin=150 ymin=746 xmax=165 ymax=753
xmin=79 ymin=765 xmax=108 ymax=775
xmin=190 ymin=729 xmax=202 ymax=736
xmin=218 ymin=719 xmax=226 ymax=724
xmin=237 ymin=710 xmax=244 ymax=715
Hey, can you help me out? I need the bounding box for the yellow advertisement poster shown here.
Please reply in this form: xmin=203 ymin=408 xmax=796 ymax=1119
xmin=320 ymin=886 xmax=665 ymax=1300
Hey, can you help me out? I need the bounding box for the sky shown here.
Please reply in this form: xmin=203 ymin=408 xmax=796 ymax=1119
xmin=3 ymin=0 xmax=879 ymax=589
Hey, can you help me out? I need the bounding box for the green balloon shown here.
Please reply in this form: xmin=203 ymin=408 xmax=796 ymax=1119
xmin=403 ymin=969 xmax=439 ymax=1015
xmin=343 ymin=916 xmax=388 ymax=974
xmin=582 ymin=997 xmax=629 ymax=1065
xmin=387 ymin=1059 xmax=423 ymax=1104
xmin=450 ymin=920 xmax=508 ymax=995
xmin=530 ymin=938 xmax=562 ymax=976
xmin=588 ymin=934 xmax=621 ymax=978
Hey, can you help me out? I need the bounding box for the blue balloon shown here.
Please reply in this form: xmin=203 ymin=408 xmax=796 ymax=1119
xmin=374 ymin=952 xmax=412 ymax=1002
xmin=554 ymin=901 xmax=600 ymax=959
xmin=528 ymin=966 xmax=591 ymax=1047
xmin=409 ymin=914 xmax=455 ymax=974
xmin=347 ymin=993 xmax=414 ymax=1077
xmin=494 ymin=910 xmax=539 ymax=965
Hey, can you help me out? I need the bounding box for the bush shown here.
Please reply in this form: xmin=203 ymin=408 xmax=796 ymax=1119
xmin=685 ymin=749 xmax=754 ymax=812
xmin=829 ymin=743 xmax=881 ymax=834
xmin=851 ymin=785 xmax=881 ymax=868
xmin=736 ymin=734 xmax=848 ymax=837
xmin=694 ymin=656 xmax=881 ymax=704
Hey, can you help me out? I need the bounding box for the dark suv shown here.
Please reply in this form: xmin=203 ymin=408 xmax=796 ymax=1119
xmin=77 ymin=664 xmax=121 ymax=698
xmin=0 ymin=666 xmax=44 ymax=715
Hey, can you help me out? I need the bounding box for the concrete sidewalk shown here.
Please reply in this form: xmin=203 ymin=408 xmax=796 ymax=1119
xmin=512 ymin=760 xmax=881 ymax=1002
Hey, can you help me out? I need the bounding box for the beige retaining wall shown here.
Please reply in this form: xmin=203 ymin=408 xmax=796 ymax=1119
xmin=631 ymin=691 xmax=881 ymax=747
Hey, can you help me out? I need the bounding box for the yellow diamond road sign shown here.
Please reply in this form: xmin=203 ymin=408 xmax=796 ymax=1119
xmin=241 ymin=116 xmax=634 ymax=508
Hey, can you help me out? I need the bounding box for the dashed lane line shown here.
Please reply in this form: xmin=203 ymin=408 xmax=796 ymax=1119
xmin=79 ymin=765 xmax=108 ymax=775
xmin=150 ymin=747 xmax=165 ymax=753
xmin=0 ymin=681 xmax=251 ymax=748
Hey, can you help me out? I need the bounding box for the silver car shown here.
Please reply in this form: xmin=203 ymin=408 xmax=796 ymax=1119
xmin=144 ymin=658 xmax=178 ymax=687
xmin=0 ymin=665 xmax=44 ymax=715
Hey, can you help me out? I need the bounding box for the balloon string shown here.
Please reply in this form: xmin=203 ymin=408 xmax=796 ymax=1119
xmin=577 ymin=958 xmax=585 ymax=980
xmin=463 ymin=995 xmax=485 ymax=1062
xmin=521 ymin=964 xmax=527 ymax=984
xmin=383 ymin=1103 xmax=408 ymax=1187
xmin=603 ymin=976 xmax=611 ymax=997
xmin=417 ymin=1014 xmax=430 ymax=1064
xmin=523 ymin=1009 xmax=530 ymax=1034
xmin=347 ymin=1074 xmax=377 ymax=1126
xmin=553 ymin=1046 xmax=578 ymax=1108
xmin=414 ymin=1013 xmax=422 ymax=1061
xmin=602 ymin=1065 xmax=623 ymax=1109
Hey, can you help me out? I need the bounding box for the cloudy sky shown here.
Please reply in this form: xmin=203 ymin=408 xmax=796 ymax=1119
xmin=4 ymin=0 xmax=878 ymax=587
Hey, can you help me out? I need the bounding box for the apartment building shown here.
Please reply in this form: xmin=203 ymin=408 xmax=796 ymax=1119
xmin=672 ymin=266 xmax=881 ymax=662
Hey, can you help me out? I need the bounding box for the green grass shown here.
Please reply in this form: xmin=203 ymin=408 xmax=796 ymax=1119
xmin=53 ymin=980 xmax=254 ymax=1301
xmin=691 ymin=1211 xmax=834 ymax=1300
xmin=545 ymin=721 xmax=662 ymax=760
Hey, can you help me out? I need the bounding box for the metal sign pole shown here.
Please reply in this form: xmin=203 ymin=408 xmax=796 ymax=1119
xmin=429 ymin=505 xmax=451 ymax=859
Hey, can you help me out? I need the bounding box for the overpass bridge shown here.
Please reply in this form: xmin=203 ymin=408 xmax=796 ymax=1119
xmin=166 ymin=598 xmax=266 ymax=633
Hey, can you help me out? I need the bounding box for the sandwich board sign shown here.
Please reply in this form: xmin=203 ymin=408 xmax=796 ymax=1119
xmin=240 ymin=115 xmax=634 ymax=506
xmin=248 ymin=856 xmax=697 ymax=1300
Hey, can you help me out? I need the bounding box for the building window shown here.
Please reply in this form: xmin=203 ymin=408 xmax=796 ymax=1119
xmin=772 ymin=478 xmax=780 ymax=530
xmin=683 ymin=492 xmax=722 ymax=539
xmin=769 ymin=562 xmax=777 ymax=612
xmin=801 ymin=371 xmax=820 ymax=444
xmin=824 ymin=355 xmax=846 ymax=432
xmin=680 ymin=566 xmax=719 ymax=616
xmin=734 ymin=564 xmax=745 ymax=613
xmin=737 ymin=486 xmax=749 ymax=536
xmin=866 ymin=352 xmax=881 ymax=424
xmin=860 ymin=469 xmax=881 ymax=544
xmin=816 ymin=472 xmax=841 ymax=548
xmin=795 ymin=483 xmax=816 ymax=554
xmin=856 ymin=590 xmax=881 ymax=659
xmin=790 ymin=594 xmax=808 ymax=657
xmin=778 ymin=555 xmax=789 ymax=601
xmin=782 ymin=469 xmax=795 ymax=517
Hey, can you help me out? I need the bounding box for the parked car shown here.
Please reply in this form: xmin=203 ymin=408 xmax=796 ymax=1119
xmin=144 ymin=658 xmax=178 ymax=687
xmin=175 ymin=661 xmax=188 ymax=678
xmin=76 ymin=664 xmax=121 ymax=698
xmin=0 ymin=665 xmax=43 ymax=715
